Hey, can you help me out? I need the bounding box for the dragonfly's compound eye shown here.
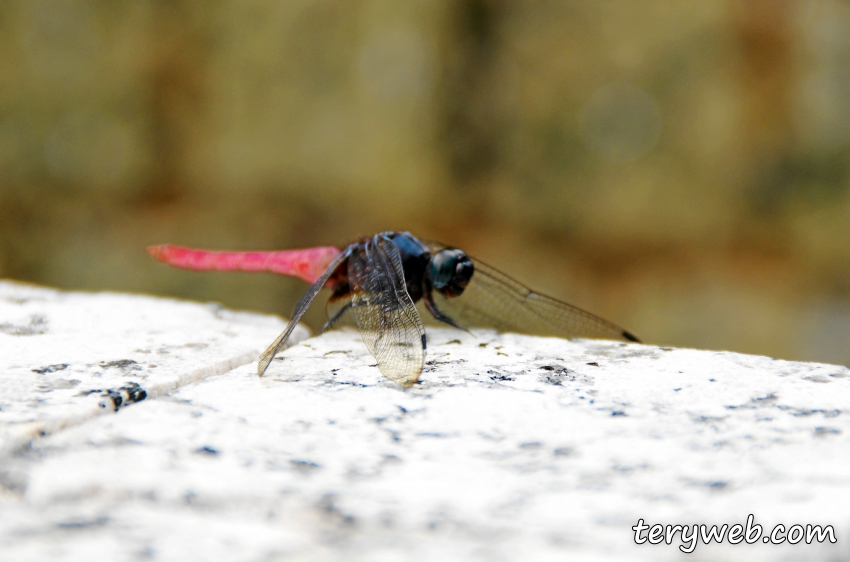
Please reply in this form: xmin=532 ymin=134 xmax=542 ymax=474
xmin=429 ymin=250 xmax=459 ymax=289
xmin=429 ymin=249 xmax=474 ymax=298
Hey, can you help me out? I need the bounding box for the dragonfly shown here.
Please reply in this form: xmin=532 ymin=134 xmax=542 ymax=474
xmin=148 ymin=231 xmax=638 ymax=387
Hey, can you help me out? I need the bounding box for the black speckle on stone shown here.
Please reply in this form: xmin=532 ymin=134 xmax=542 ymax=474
xmin=122 ymin=382 xmax=147 ymax=404
xmin=815 ymin=427 xmax=841 ymax=436
xmin=478 ymin=342 xmax=488 ymax=348
xmin=99 ymin=391 xmax=120 ymax=410
xmin=489 ymin=370 xmax=513 ymax=382
xmin=611 ymin=410 xmax=627 ymax=417
xmin=335 ymin=380 xmax=371 ymax=388
xmin=32 ymin=363 xmax=69 ymax=374
xmin=317 ymin=494 xmax=356 ymax=527
xmin=0 ymin=315 xmax=48 ymax=336
xmin=673 ymin=388 xmax=681 ymax=392
xmin=697 ymin=415 xmax=727 ymax=423
xmin=779 ymin=407 xmax=841 ymax=418
xmin=538 ymin=365 xmax=587 ymax=386
xmin=291 ymin=459 xmax=321 ymax=473
xmin=586 ymin=362 xmax=599 ymax=367
xmin=382 ymin=454 xmax=402 ymax=465
xmin=98 ymin=382 xmax=147 ymax=411
xmin=56 ymin=516 xmax=110 ymax=529
xmin=194 ymin=446 xmax=219 ymax=456
xmin=709 ymin=378 xmax=715 ymax=382
xmin=99 ymin=359 xmax=139 ymax=370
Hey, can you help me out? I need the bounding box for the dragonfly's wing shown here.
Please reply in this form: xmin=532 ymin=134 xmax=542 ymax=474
xmin=257 ymin=247 xmax=353 ymax=376
xmin=426 ymin=242 xmax=638 ymax=342
xmin=348 ymin=236 xmax=425 ymax=387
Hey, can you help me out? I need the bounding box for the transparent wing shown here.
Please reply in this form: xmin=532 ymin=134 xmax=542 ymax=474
xmin=426 ymin=242 xmax=638 ymax=342
xmin=349 ymin=236 xmax=425 ymax=387
xmin=257 ymin=247 xmax=353 ymax=376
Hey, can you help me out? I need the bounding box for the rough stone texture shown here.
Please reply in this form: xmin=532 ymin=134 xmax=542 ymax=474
xmin=1 ymin=280 xmax=849 ymax=561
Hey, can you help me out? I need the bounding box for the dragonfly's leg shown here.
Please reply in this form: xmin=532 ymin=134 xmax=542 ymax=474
xmin=423 ymin=290 xmax=472 ymax=335
xmin=320 ymin=301 xmax=353 ymax=334
xmin=321 ymin=285 xmax=351 ymax=334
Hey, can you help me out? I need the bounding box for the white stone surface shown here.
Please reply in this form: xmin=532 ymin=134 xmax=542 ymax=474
xmin=2 ymin=280 xmax=849 ymax=561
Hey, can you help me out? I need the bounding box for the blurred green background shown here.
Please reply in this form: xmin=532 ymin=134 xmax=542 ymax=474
xmin=2 ymin=1 xmax=849 ymax=365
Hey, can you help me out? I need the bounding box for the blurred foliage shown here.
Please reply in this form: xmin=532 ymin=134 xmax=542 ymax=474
xmin=1 ymin=0 xmax=849 ymax=365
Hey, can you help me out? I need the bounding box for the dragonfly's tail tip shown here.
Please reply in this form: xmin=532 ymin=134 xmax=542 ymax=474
xmin=147 ymin=244 xmax=170 ymax=261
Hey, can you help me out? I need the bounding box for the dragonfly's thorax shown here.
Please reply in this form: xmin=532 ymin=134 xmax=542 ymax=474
xmin=386 ymin=232 xmax=431 ymax=302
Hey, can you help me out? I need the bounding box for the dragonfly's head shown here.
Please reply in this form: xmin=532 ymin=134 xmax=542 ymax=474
xmin=429 ymin=249 xmax=474 ymax=298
